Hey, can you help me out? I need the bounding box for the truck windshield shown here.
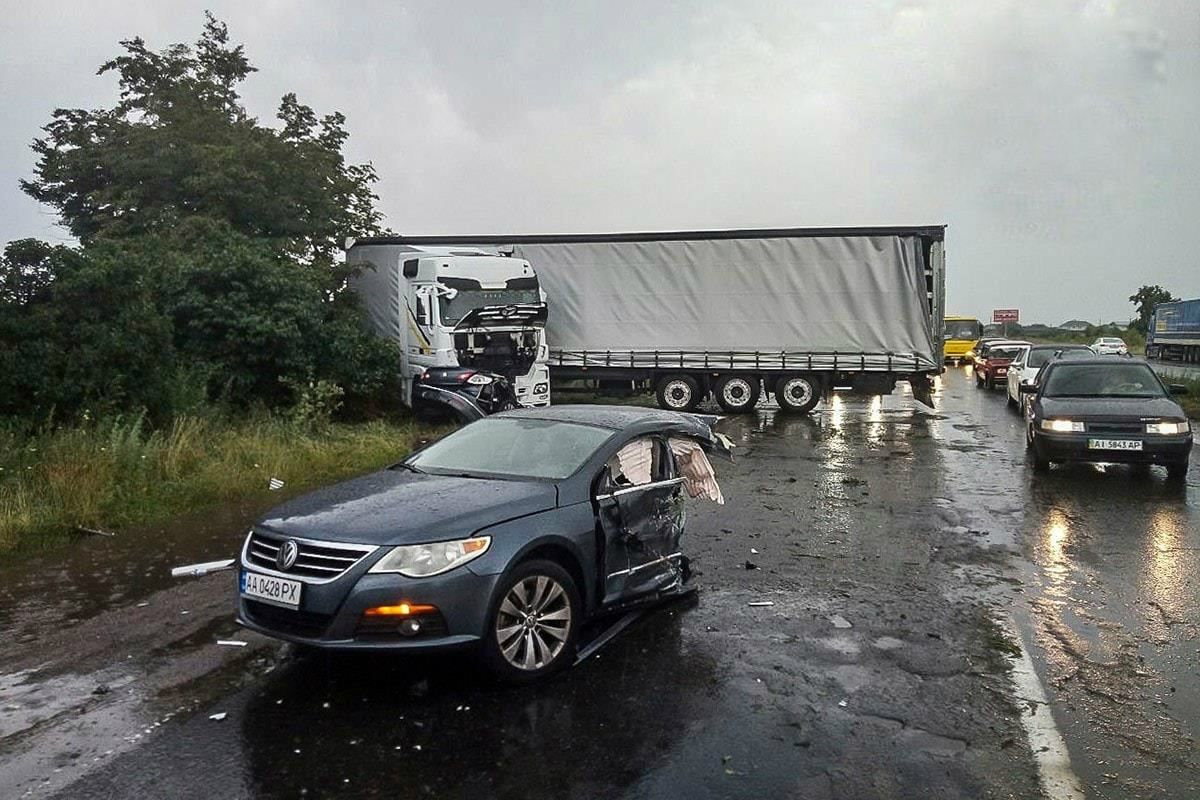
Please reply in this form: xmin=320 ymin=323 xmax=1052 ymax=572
xmin=439 ymin=287 xmax=541 ymax=326
xmin=944 ymin=320 xmax=983 ymax=340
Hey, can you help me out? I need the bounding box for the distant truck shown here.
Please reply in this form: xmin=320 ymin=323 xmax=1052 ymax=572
xmin=345 ymin=244 xmax=551 ymax=410
xmin=351 ymin=226 xmax=946 ymax=413
xmin=1147 ymin=299 xmax=1200 ymax=364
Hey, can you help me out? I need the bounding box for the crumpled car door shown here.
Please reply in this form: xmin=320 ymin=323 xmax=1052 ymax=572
xmin=595 ymin=440 xmax=686 ymax=604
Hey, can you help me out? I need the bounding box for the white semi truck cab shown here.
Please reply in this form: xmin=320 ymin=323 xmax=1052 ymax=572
xmin=346 ymin=242 xmax=550 ymax=409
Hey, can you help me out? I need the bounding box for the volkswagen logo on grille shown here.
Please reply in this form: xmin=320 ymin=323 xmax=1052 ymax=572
xmin=276 ymin=539 xmax=300 ymax=572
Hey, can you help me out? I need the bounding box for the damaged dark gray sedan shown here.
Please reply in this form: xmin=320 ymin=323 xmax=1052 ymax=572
xmin=237 ymin=406 xmax=730 ymax=681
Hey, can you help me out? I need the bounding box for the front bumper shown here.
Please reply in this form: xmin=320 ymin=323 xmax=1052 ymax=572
xmin=235 ymin=564 xmax=504 ymax=652
xmin=1034 ymin=431 xmax=1193 ymax=466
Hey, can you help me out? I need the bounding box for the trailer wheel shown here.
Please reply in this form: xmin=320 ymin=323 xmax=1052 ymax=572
xmin=714 ymin=375 xmax=761 ymax=413
xmin=656 ymin=375 xmax=701 ymax=411
xmin=775 ymin=374 xmax=821 ymax=414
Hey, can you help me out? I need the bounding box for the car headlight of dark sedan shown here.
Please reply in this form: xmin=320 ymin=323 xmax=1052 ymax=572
xmin=1146 ymin=421 xmax=1190 ymax=435
xmin=1040 ymin=419 xmax=1084 ymax=433
xmin=368 ymin=536 xmax=491 ymax=577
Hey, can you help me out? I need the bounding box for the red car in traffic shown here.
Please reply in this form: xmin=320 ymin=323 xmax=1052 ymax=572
xmin=975 ymin=342 xmax=1030 ymax=389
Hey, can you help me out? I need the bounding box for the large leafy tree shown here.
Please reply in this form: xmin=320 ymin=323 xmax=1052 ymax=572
xmin=4 ymin=14 xmax=396 ymax=420
xmin=1128 ymin=285 xmax=1176 ymax=334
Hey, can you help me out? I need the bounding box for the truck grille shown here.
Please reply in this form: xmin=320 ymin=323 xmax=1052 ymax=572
xmin=244 ymin=530 xmax=375 ymax=581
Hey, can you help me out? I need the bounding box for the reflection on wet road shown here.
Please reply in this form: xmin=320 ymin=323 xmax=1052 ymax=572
xmin=934 ymin=367 xmax=1200 ymax=799
xmin=1 ymin=369 xmax=1196 ymax=798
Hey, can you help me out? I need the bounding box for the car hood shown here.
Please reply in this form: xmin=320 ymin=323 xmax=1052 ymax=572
xmin=1039 ymin=396 xmax=1187 ymax=420
xmin=257 ymin=469 xmax=558 ymax=545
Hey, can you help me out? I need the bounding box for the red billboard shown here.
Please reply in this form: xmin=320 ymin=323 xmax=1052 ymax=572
xmin=993 ymin=309 xmax=1019 ymax=324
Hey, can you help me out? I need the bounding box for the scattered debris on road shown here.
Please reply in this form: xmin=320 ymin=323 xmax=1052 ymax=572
xmin=748 ymin=600 xmax=774 ymax=607
xmin=74 ymin=526 xmax=116 ymax=537
xmin=268 ymin=477 xmax=285 ymax=490
xmin=216 ymin=640 xmax=247 ymax=647
xmin=170 ymin=559 xmax=235 ymax=578
xmin=208 ymin=712 xmax=227 ymax=721
xmin=829 ymin=614 xmax=853 ymax=629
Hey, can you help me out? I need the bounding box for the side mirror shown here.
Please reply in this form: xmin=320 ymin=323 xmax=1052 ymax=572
xmin=1169 ymin=384 xmax=1189 ymax=396
xmin=1018 ymin=383 xmax=1038 ymax=395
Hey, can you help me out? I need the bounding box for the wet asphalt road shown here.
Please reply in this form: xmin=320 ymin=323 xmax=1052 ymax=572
xmin=1 ymin=368 xmax=1197 ymax=799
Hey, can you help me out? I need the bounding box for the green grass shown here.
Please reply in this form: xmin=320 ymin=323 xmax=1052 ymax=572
xmin=1173 ymin=379 xmax=1200 ymax=420
xmin=1020 ymin=331 xmax=1146 ymax=356
xmin=0 ymin=414 xmax=446 ymax=554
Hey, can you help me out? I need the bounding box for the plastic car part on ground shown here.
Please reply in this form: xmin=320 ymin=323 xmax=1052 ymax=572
xmin=170 ymin=559 xmax=236 ymax=578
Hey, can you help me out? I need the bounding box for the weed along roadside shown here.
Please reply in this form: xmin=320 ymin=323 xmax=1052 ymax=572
xmin=0 ymin=414 xmax=448 ymax=554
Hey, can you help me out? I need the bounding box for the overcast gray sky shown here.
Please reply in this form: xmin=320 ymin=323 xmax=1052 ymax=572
xmin=2 ymin=1 xmax=1197 ymax=324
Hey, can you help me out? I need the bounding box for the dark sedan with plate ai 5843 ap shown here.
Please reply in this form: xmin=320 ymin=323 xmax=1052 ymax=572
xmin=1022 ymin=358 xmax=1192 ymax=479
xmin=236 ymin=406 xmax=730 ymax=680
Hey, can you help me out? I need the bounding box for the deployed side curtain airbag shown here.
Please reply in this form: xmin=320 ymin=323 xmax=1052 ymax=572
xmin=669 ymin=438 xmax=724 ymax=504
xmin=614 ymin=439 xmax=653 ymax=486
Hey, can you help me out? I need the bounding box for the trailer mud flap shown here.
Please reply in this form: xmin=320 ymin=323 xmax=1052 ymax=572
xmin=910 ymin=375 xmax=936 ymax=410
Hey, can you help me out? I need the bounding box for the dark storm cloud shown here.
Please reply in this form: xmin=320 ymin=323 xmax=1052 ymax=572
xmin=1 ymin=0 xmax=1196 ymax=323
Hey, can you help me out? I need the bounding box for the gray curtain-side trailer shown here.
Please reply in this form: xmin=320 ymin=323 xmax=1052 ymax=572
xmin=352 ymin=226 xmax=946 ymax=413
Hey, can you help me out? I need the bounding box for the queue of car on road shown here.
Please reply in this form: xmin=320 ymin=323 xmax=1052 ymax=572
xmin=967 ymin=340 xmax=1193 ymax=481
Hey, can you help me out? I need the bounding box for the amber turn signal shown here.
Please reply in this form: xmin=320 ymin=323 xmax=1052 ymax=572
xmin=363 ymin=602 xmax=437 ymax=617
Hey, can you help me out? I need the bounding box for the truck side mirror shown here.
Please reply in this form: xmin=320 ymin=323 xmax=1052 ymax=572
xmin=415 ymin=295 xmax=430 ymax=326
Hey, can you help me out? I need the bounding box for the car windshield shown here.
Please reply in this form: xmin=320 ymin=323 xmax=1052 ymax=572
xmin=405 ymin=417 xmax=613 ymax=479
xmin=988 ymin=346 xmax=1024 ymax=360
xmin=944 ymin=321 xmax=983 ymax=340
xmin=1042 ymin=363 xmax=1165 ymax=399
xmin=439 ymin=287 xmax=541 ymax=326
xmin=1026 ymin=346 xmax=1089 ymax=368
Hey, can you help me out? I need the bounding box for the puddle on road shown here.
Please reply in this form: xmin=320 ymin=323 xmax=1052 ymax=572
xmin=0 ymin=502 xmax=258 ymax=644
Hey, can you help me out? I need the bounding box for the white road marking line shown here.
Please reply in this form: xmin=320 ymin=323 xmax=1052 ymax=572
xmin=1002 ymin=616 xmax=1085 ymax=800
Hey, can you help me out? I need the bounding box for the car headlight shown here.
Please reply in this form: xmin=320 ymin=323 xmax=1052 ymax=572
xmin=368 ymin=536 xmax=491 ymax=577
xmin=465 ymin=373 xmax=493 ymax=385
xmin=1041 ymin=419 xmax=1084 ymax=433
xmin=1146 ymin=421 xmax=1189 ymax=435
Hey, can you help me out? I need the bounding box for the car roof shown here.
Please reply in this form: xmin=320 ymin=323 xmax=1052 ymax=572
xmin=1051 ymin=350 xmax=1105 ymax=361
xmin=1043 ymin=353 xmax=1154 ymax=370
xmin=983 ymin=340 xmax=1030 ymax=348
xmin=1028 ymin=343 xmax=1091 ymax=351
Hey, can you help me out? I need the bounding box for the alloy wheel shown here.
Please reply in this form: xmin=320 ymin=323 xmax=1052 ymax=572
xmin=495 ymin=575 xmax=572 ymax=671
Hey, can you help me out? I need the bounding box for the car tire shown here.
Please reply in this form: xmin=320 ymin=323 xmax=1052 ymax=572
xmin=656 ymin=375 xmax=701 ymax=411
xmin=985 ymin=376 xmax=995 ymax=390
xmin=714 ymin=375 xmax=761 ymax=413
xmin=1029 ymin=437 xmax=1051 ymax=472
xmin=1166 ymin=461 xmax=1189 ymax=482
xmin=481 ymin=559 xmax=580 ymax=683
xmin=1006 ymin=392 xmax=1018 ymax=410
xmin=975 ymin=372 xmax=984 ymax=387
xmin=775 ymin=374 xmax=821 ymax=414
